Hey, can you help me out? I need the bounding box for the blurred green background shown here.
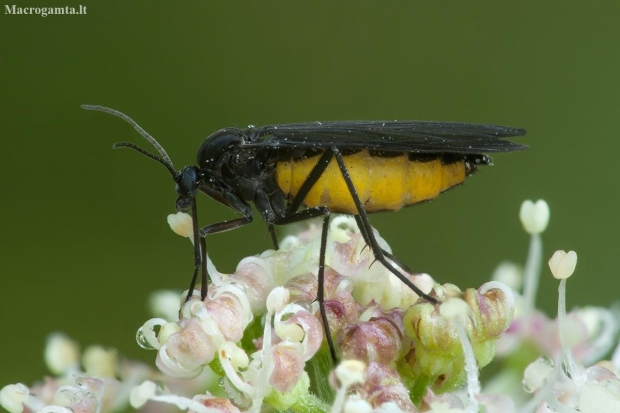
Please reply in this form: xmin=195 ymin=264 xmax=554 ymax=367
xmin=2 ymin=1 xmax=619 ymax=388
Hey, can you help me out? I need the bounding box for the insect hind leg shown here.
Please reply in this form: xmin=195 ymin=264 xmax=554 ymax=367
xmin=332 ymin=147 xmax=437 ymax=305
xmin=353 ymin=215 xmax=423 ymax=276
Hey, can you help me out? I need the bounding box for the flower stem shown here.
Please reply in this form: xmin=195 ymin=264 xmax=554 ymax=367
xmin=291 ymin=392 xmax=330 ymax=413
xmin=306 ymin=348 xmax=335 ymax=403
xmin=557 ymin=278 xmax=582 ymax=389
xmin=523 ymin=233 xmax=542 ymax=317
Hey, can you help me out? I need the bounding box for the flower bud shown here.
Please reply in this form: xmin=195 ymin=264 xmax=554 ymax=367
xmin=269 ymin=342 xmax=305 ymax=393
xmin=44 ymin=333 xmax=80 ymax=375
xmin=284 ymin=273 xmax=317 ymax=304
xmin=466 ymin=282 xmax=515 ymax=339
xmin=230 ymin=257 xmax=274 ymax=314
xmin=522 ymin=357 xmax=554 ymax=393
xmin=334 ymin=359 xmax=367 ymax=388
xmin=338 ymin=317 xmax=403 ymax=364
xmin=579 ymin=381 xmax=620 ymax=412
xmin=129 ymin=381 xmax=157 ymax=409
xmin=0 ymin=384 xmax=29 ymax=413
xmin=158 ymin=319 xmax=215 ymax=377
xmin=148 ymin=290 xmax=181 ymax=322
xmin=363 ymin=362 xmax=416 ymax=412
xmin=194 ymin=395 xmax=242 ymax=413
xmin=266 ymin=287 xmax=290 ymax=314
xmin=492 ymin=262 xmax=522 ymax=291
xmin=404 ymin=282 xmax=515 ymax=395
xmin=206 ymin=290 xmax=248 ymax=342
xmin=343 ymin=398 xmax=373 ymax=413
xmin=276 ymin=308 xmax=323 ymax=360
xmin=323 ymin=289 xmax=360 ymax=339
xmin=82 ymin=345 xmax=118 ymax=378
xmin=265 ymin=371 xmax=311 ymax=411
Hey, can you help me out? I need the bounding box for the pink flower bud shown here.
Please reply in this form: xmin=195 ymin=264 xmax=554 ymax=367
xmin=230 ymin=257 xmax=274 ymax=314
xmin=160 ymin=319 xmax=215 ymax=374
xmin=324 ymin=267 xmax=350 ymax=299
xmin=331 ymin=232 xmax=373 ymax=277
xmin=269 ymin=342 xmax=305 ymax=393
xmin=279 ymin=310 xmax=323 ymax=360
xmin=319 ymin=277 xmax=360 ymax=338
xmin=362 ymin=305 xmax=405 ymax=336
xmin=324 ymin=295 xmax=359 ymax=340
xmin=206 ymin=291 xmax=247 ymax=342
xmin=284 ymin=273 xmax=317 ymax=304
xmin=467 ymin=282 xmax=515 ymax=339
xmin=194 ymin=395 xmax=242 ymax=413
xmin=338 ymin=317 xmax=403 ymax=364
xmin=363 ymin=362 xmax=417 ymax=412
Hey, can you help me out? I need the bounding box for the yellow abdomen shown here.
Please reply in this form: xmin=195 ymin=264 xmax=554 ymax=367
xmin=275 ymin=150 xmax=467 ymax=214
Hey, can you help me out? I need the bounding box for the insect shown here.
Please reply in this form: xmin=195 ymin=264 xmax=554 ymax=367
xmin=82 ymin=105 xmax=527 ymax=361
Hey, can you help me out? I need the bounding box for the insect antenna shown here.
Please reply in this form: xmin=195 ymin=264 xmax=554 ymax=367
xmin=112 ymin=142 xmax=176 ymax=177
xmin=81 ymin=105 xmax=176 ymax=176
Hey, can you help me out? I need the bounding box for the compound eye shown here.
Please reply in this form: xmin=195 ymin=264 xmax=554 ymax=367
xmin=175 ymin=167 xmax=200 ymax=197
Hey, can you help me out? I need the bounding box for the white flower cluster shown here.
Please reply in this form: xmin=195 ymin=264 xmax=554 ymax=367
xmin=3 ymin=200 xmax=620 ymax=413
xmin=489 ymin=200 xmax=620 ymax=413
xmin=0 ymin=334 xmax=156 ymax=413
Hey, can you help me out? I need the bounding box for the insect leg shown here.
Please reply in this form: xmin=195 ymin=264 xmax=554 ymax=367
xmin=274 ymin=207 xmax=336 ymax=362
xmin=332 ymin=147 xmax=437 ymax=304
xmin=267 ymin=224 xmax=279 ymax=250
xmin=353 ymin=215 xmax=422 ymax=276
xmin=353 ymin=215 xmax=372 ymax=254
xmin=286 ymin=149 xmax=334 ymax=215
xmin=183 ymin=216 xmax=254 ymax=302
xmin=268 ymin=146 xmax=331 ymax=250
xmin=382 ymin=250 xmax=423 ymax=276
xmin=186 ymin=199 xmax=204 ymax=301
xmin=199 ymin=216 xmax=253 ymax=236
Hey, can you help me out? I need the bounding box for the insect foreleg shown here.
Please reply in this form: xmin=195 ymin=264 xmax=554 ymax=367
xmin=181 ymin=216 xmax=254 ymax=302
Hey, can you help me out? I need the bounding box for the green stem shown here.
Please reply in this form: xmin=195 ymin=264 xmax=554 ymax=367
xmin=410 ymin=375 xmax=433 ymax=405
xmin=306 ymin=348 xmax=335 ymax=403
xmin=287 ymin=392 xmax=330 ymax=413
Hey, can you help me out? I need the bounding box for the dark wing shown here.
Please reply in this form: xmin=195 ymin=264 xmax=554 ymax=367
xmin=245 ymin=121 xmax=527 ymax=154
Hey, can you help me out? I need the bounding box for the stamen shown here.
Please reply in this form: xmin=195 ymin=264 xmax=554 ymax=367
xmin=558 ymin=277 xmax=583 ymax=389
xmin=219 ymin=342 xmax=254 ymax=396
xmin=520 ymin=200 xmax=550 ymax=316
xmin=440 ymin=299 xmax=480 ymax=413
xmin=331 ymin=360 xmax=366 ymax=413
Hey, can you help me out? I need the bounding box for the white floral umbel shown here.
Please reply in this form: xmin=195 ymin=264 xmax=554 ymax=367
xmin=487 ymin=200 xmax=620 ymax=413
xmin=131 ymin=213 xmax=516 ymax=413
xmin=3 ymin=200 xmax=619 ymax=413
xmin=0 ymin=333 xmax=164 ymax=413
